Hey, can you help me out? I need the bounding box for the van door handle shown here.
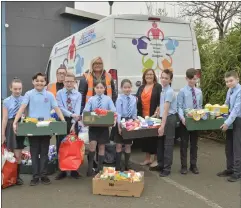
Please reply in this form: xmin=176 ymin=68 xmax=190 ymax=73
xmin=112 ymin=40 xmax=116 ymax=49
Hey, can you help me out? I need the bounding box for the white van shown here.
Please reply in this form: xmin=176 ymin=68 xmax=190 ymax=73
xmin=46 ymin=14 xmax=201 ymax=93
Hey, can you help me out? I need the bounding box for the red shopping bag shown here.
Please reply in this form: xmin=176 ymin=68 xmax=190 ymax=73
xmin=59 ymin=132 xmax=85 ymax=171
xmin=1 ymin=145 xmax=17 ymax=189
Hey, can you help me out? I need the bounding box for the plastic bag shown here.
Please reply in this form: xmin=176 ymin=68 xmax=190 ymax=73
xmin=50 ymin=109 xmax=59 ymax=120
xmin=104 ymin=141 xmax=116 ymax=164
xmin=59 ymin=133 xmax=85 ymax=171
xmin=78 ymin=121 xmax=89 ymax=144
xmin=24 ymin=137 xmax=29 ymax=147
xmin=1 ymin=145 xmax=17 ymax=188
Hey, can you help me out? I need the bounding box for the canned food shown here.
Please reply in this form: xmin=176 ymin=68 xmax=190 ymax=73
xmin=202 ymin=113 xmax=208 ymax=120
xmin=210 ymin=112 xmax=216 ymax=120
xmin=222 ymin=114 xmax=229 ymax=119
xmin=38 ymin=117 xmax=44 ymax=121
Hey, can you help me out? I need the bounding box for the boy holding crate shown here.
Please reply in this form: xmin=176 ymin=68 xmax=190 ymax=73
xmin=13 ymin=73 xmax=65 ymax=186
xmin=219 ymin=71 xmax=241 ymax=182
xmin=177 ymin=68 xmax=203 ymax=175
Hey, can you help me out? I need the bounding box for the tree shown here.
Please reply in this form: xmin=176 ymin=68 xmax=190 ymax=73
xmin=156 ymin=8 xmax=168 ymax=17
xmin=179 ymin=1 xmax=241 ymax=40
xmin=145 ymin=2 xmax=168 ymax=16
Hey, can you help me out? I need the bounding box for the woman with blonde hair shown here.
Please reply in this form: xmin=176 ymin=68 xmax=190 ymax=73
xmin=78 ymin=56 xmax=117 ymax=172
xmin=78 ymin=57 xmax=117 ymax=112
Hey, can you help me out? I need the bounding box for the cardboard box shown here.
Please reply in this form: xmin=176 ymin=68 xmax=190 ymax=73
xmin=92 ymin=172 xmax=144 ymax=197
xmin=17 ymin=121 xmax=67 ymax=136
xmin=122 ymin=128 xmax=159 ymax=140
xmin=83 ymin=112 xmax=114 ymax=127
xmin=185 ymin=118 xmax=233 ymax=131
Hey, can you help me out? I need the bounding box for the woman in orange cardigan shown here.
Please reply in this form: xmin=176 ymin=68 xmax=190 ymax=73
xmin=136 ymin=68 xmax=162 ymax=168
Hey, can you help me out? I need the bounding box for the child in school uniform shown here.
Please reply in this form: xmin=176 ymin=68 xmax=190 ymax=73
xmin=13 ymin=72 xmax=65 ymax=186
xmin=177 ymin=68 xmax=203 ymax=175
xmin=218 ymin=70 xmax=241 ymax=182
xmin=2 ymin=78 xmax=25 ymax=185
xmin=157 ymin=69 xmax=177 ymax=177
xmin=56 ymin=72 xmax=82 ymax=180
xmin=114 ymin=79 xmax=137 ymax=171
xmin=83 ymin=81 xmax=116 ymax=177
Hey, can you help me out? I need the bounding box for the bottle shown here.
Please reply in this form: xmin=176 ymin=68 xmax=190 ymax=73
xmin=21 ymin=114 xmax=25 ymax=123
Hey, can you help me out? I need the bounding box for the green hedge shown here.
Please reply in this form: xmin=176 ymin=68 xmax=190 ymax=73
xmin=195 ymin=21 xmax=241 ymax=140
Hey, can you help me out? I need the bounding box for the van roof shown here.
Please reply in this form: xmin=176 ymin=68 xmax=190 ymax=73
xmin=106 ymin=14 xmax=189 ymax=24
xmin=51 ymin=14 xmax=189 ymax=53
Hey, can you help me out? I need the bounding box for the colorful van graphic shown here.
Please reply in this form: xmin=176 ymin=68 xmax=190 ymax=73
xmin=132 ymin=22 xmax=179 ymax=73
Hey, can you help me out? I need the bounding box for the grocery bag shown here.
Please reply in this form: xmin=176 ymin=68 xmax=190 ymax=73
xmin=24 ymin=137 xmax=30 ymax=147
xmin=104 ymin=141 xmax=116 ymax=164
xmin=1 ymin=145 xmax=17 ymax=189
xmin=78 ymin=121 xmax=89 ymax=144
xmin=59 ymin=132 xmax=85 ymax=171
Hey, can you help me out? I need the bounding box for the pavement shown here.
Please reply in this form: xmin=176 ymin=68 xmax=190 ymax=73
xmin=2 ymin=138 xmax=241 ymax=208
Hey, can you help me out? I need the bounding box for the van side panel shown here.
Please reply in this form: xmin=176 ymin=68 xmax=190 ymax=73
xmin=49 ymin=19 xmax=113 ymax=83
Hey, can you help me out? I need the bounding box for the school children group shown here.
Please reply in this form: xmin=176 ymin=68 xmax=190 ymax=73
xmin=2 ymin=67 xmax=241 ymax=187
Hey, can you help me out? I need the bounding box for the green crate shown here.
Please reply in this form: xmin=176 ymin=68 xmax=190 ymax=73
xmin=17 ymin=121 xmax=67 ymax=136
xmin=83 ymin=112 xmax=114 ymax=127
xmin=122 ymin=128 xmax=159 ymax=140
xmin=185 ymin=118 xmax=233 ymax=131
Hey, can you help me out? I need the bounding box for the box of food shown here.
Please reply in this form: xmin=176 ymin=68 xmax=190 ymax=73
xmin=83 ymin=111 xmax=115 ymax=127
xmin=121 ymin=117 xmax=161 ymax=140
xmin=17 ymin=120 xmax=67 ymax=136
xmin=92 ymin=168 xmax=144 ymax=197
xmin=185 ymin=117 xmax=233 ymax=131
xmin=121 ymin=127 xmax=159 ymax=140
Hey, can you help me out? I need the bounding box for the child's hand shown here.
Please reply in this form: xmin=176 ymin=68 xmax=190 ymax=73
xmin=2 ymin=135 xmax=6 ymax=144
xmin=72 ymin=114 xmax=80 ymax=121
xmin=70 ymin=123 xmax=76 ymax=134
xmin=220 ymin=123 xmax=228 ymax=131
xmin=181 ymin=118 xmax=186 ymax=126
xmin=113 ymin=117 xmax=117 ymax=127
xmin=158 ymin=125 xmax=164 ymax=137
xmin=118 ymin=127 xmax=122 ymax=135
xmin=13 ymin=122 xmax=18 ymax=134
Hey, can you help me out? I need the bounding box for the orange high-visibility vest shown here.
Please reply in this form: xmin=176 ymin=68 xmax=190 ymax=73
xmin=83 ymin=72 xmax=112 ymax=102
xmin=47 ymin=82 xmax=57 ymax=97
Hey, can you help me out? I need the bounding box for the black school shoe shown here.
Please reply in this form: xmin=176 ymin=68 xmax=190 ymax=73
xmin=41 ymin=176 xmax=51 ymax=185
xmin=227 ymin=174 xmax=241 ymax=182
xmin=71 ymin=171 xmax=81 ymax=179
xmin=180 ymin=167 xmax=188 ymax=175
xmin=189 ymin=166 xmax=199 ymax=174
xmin=16 ymin=177 xmax=24 ymax=185
xmin=149 ymin=166 xmax=162 ymax=172
xmin=217 ymin=170 xmax=233 ymax=177
xmin=159 ymin=170 xmax=171 ymax=177
xmin=30 ymin=178 xmax=40 ymax=186
xmin=86 ymin=169 xmax=97 ymax=177
xmin=55 ymin=171 xmax=67 ymax=180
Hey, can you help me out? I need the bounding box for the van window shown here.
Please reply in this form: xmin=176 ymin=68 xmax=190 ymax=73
xmin=46 ymin=60 xmax=51 ymax=84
